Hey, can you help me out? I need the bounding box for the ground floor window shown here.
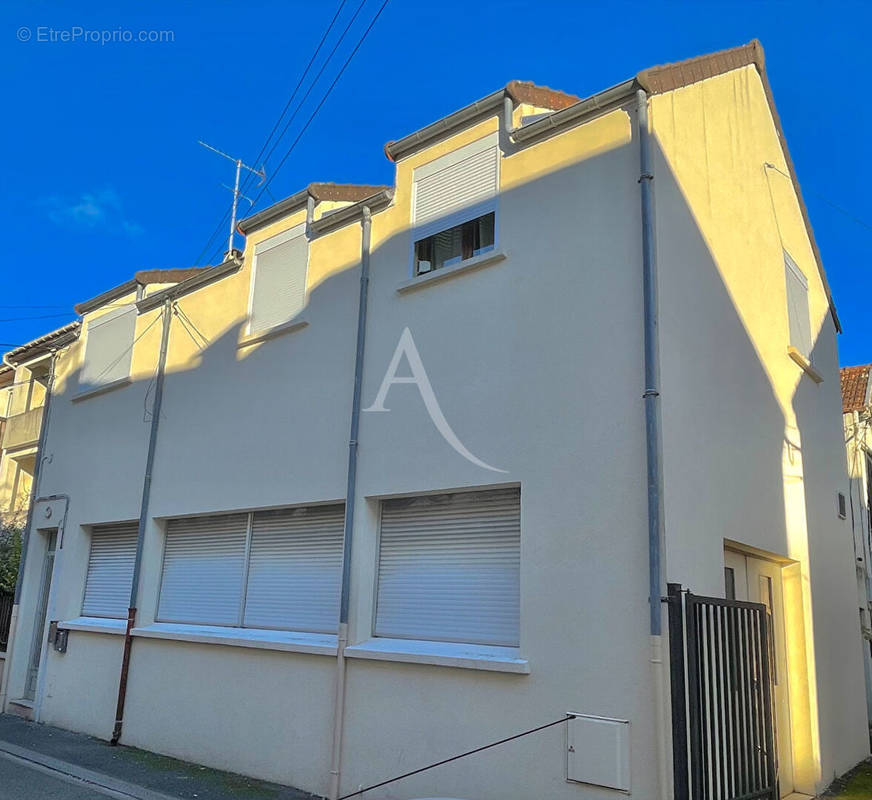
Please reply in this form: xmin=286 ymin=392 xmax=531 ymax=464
xmin=374 ymin=487 xmax=520 ymax=647
xmin=157 ymin=504 xmax=344 ymax=633
xmin=82 ymin=522 xmax=139 ymax=618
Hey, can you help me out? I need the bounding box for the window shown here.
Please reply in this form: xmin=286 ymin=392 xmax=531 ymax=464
xmin=412 ymin=133 xmax=499 ymax=277
xmin=785 ymin=252 xmax=812 ymax=361
xmin=249 ymin=223 xmax=308 ymax=335
xmin=82 ymin=522 xmax=138 ymax=618
xmin=80 ymin=305 xmax=137 ymax=392
xmin=157 ymin=505 xmax=344 ymax=633
xmin=375 ymin=487 xmax=520 ymax=647
xmin=415 ymin=213 xmax=495 ymax=274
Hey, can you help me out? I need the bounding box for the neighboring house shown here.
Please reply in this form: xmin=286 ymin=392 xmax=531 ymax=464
xmin=0 ymin=324 xmax=80 ymax=526
xmin=840 ymin=364 xmax=872 ymax=730
xmin=1 ymin=40 xmax=867 ymax=800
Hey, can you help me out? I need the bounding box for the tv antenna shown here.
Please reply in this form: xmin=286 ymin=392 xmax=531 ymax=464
xmin=198 ymin=140 xmax=266 ymax=258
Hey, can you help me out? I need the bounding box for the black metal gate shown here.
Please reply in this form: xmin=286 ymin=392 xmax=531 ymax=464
xmin=667 ymin=583 xmax=778 ymax=800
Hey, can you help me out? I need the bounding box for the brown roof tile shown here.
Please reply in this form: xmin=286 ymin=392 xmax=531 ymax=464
xmin=134 ymin=268 xmax=209 ymax=285
xmin=308 ymin=183 xmax=392 ymax=203
xmin=505 ymin=81 xmax=579 ymax=111
xmin=841 ymin=365 xmax=871 ymax=413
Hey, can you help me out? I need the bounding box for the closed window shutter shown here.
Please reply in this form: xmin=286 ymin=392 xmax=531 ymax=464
xmin=413 ymin=134 xmax=499 ymax=240
xmin=80 ymin=306 xmax=137 ymax=390
xmin=375 ymin=488 xmax=520 ymax=647
xmin=82 ymin=522 xmax=138 ymax=618
xmin=158 ymin=514 xmax=248 ymax=625
xmin=785 ymin=253 xmax=812 ymax=359
xmin=244 ymin=505 xmax=344 ymax=633
xmin=250 ymin=225 xmax=308 ymax=334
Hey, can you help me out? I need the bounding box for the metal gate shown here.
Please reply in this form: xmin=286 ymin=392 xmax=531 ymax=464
xmin=667 ymin=584 xmax=778 ymax=800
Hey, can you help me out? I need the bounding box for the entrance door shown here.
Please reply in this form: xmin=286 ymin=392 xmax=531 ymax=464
xmin=24 ymin=531 xmax=56 ymax=701
xmin=724 ymin=549 xmax=794 ymax=797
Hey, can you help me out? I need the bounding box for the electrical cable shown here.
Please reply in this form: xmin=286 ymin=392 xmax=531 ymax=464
xmin=337 ymin=716 xmax=570 ymax=799
xmin=85 ymin=307 xmax=165 ymax=389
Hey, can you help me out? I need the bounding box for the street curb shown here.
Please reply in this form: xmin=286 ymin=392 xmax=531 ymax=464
xmin=0 ymin=740 xmax=179 ymax=800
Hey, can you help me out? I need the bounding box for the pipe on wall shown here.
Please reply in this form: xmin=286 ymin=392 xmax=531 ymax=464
xmin=110 ymin=299 xmax=172 ymax=745
xmin=328 ymin=205 xmax=372 ymax=800
xmin=637 ymin=88 xmax=670 ymax=800
xmin=0 ymin=349 xmax=58 ymax=712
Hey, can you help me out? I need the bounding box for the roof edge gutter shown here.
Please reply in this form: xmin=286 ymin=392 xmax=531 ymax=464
xmin=237 ymin=188 xmax=310 ymax=236
xmin=136 ymin=257 xmax=242 ymax=314
xmin=74 ymin=280 xmax=140 ymax=316
xmin=511 ymin=79 xmax=638 ymax=144
xmin=309 ymin=190 xmax=393 ymax=236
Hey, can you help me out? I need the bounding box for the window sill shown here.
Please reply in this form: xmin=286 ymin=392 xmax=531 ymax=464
xmin=344 ymin=637 xmax=529 ymax=674
xmin=72 ymin=376 xmax=132 ymax=403
xmin=396 ymin=250 xmax=507 ymax=294
xmin=787 ymin=346 xmax=823 ymax=384
xmin=59 ymin=617 xmax=127 ymax=635
xmin=238 ymin=318 xmax=308 ymax=348
xmin=130 ymin=622 xmax=337 ymax=656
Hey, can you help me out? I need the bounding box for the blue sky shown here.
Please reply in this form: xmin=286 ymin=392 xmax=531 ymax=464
xmin=3 ymin=1 xmax=870 ymax=365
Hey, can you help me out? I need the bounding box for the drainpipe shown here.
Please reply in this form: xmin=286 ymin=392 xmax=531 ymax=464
xmin=110 ymin=299 xmax=172 ymax=745
xmin=0 ymin=350 xmax=57 ymax=712
xmin=637 ymin=88 xmax=669 ymax=800
xmin=328 ymin=205 xmax=372 ymax=800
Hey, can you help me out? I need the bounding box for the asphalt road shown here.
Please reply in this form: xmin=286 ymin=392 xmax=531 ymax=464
xmin=0 ymin=752 xmax=113 ymax=799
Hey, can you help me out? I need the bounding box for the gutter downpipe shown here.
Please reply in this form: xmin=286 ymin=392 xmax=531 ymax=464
xmin=637 ymin=87 xmax=669 ymax=800
xmin=328 ymin=205 xmax=372 ymax=800
xmin=0 ymin=350 xmax=57 ymax=713
xmin=110 ymin=299 xmax=172 ymax=745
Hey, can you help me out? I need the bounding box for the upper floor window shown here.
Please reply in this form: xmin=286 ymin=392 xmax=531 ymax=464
xmin=412 ymin=133 xmax=499 ymax=277
xmin=784 ymin=251 xmax=812 ymax=361
xmin=79 ymin=305 xmax=137 ymax=393
xmin=374 ymin=487 xmax=520 ymax=647
xmin=249 ymin=223 xmax=308 ymax=335
xmin=157 ymin=504 xmax=344 ymax=633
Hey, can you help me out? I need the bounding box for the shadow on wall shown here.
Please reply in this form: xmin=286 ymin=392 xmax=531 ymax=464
xmin=18 ymin=115 xmax=859 ymax=795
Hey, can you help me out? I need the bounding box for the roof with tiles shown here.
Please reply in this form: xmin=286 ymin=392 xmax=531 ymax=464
xmin=841 ymin=365 xmax=871 ymax=413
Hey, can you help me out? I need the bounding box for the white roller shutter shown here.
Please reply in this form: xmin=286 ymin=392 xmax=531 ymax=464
xmin=250 ymin=224 xmax=308 ymax=334
xmin=784 ymin=252 xmax=812 ymax=360
xmin=412 ymin=133 xmax=499 ymax=240
xmin=158 ymin=514 xmax=248 ymax=626
xmin=80 ymin=305 xmax=137 ymax=391
xmin=244 ymin=505 xmax=344 ymax=633
xmin=81 ymin=522 xmax=138 ymax=618
xmin=375 ymin=488 xmax=520 ymax=647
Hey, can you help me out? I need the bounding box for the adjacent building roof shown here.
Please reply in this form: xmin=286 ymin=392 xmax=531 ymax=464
xmin=841 ymin=365 xmax=872 ymax=414
xmin=74 ymin=268 xmax=211 ymax=316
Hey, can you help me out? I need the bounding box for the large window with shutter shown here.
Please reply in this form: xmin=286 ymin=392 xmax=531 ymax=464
xmin=82 ymin=522 xmax=138 ymax=618
xmin=412 ymin=133 xmax=499 ymax=276
xmin=157 ymin=504 xmax=344 ymax=632
xmin=249 ymin=223 xmax=308 ymax=335
xmin=375 ymin=487 xmax=520 ymax=647
xmin=785 ymin=252 xmax=812 ymax=361
xmin=79 ymin=306 xmax=137 ymax=393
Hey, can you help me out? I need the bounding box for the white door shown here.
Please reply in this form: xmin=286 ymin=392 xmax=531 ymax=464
xmin=724 ymin=549 xmax=794 ymax=797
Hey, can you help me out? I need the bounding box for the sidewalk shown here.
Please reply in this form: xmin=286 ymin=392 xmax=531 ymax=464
xmin=0 ymin=714 xmax=317 ymax=800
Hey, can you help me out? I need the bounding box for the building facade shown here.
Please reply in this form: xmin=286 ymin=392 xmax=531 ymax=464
xmin=2 ymin=41 xmax=868 ymax=799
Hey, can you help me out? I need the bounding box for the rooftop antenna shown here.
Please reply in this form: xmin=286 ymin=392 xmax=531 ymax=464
xmin=198 ymin=140 xmax=266 ymax=259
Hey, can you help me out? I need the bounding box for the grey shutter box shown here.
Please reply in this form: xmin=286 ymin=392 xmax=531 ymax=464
xmin=250 ymin=225 xmax=308 ymax=334
xmin=413 ymin=134 xmax=499 ymax=240
xmin=785 ymin=253 xmax=812 ymax=359
xmin=81 ymin=522 xmax=138 ymax=618
xmin=158 ymin=514 xmax=248 ymax=626
xmin=244 ymin=504 xmax=344 ymax=633
xmin=80 ymin=306 xmax=137 ymax=391
xmin=375 ymin=488 xmax=520 ymax=647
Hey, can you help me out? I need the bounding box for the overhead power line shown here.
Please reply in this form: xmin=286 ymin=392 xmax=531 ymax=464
xmin=215 ymin=0 xmax=391 ymax=263
xmin=192 ymin=0 xmax=350 ymax=265
xmin=0 ymin=312 xmax=76 ymax=323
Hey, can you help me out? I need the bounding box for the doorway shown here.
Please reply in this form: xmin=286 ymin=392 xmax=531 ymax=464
xmin=24 ymin=531 xmax=56 ymax=701
xmin=725 ymin=549 xmax=794 ymax=797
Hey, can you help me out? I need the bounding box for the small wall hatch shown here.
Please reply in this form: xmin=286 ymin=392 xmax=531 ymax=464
xmin=566 ymin=713 xmax=630 ymax=793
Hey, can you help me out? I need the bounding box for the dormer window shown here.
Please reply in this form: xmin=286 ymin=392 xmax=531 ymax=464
xmin=411 ymin=132 xmax=499 ymax=277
